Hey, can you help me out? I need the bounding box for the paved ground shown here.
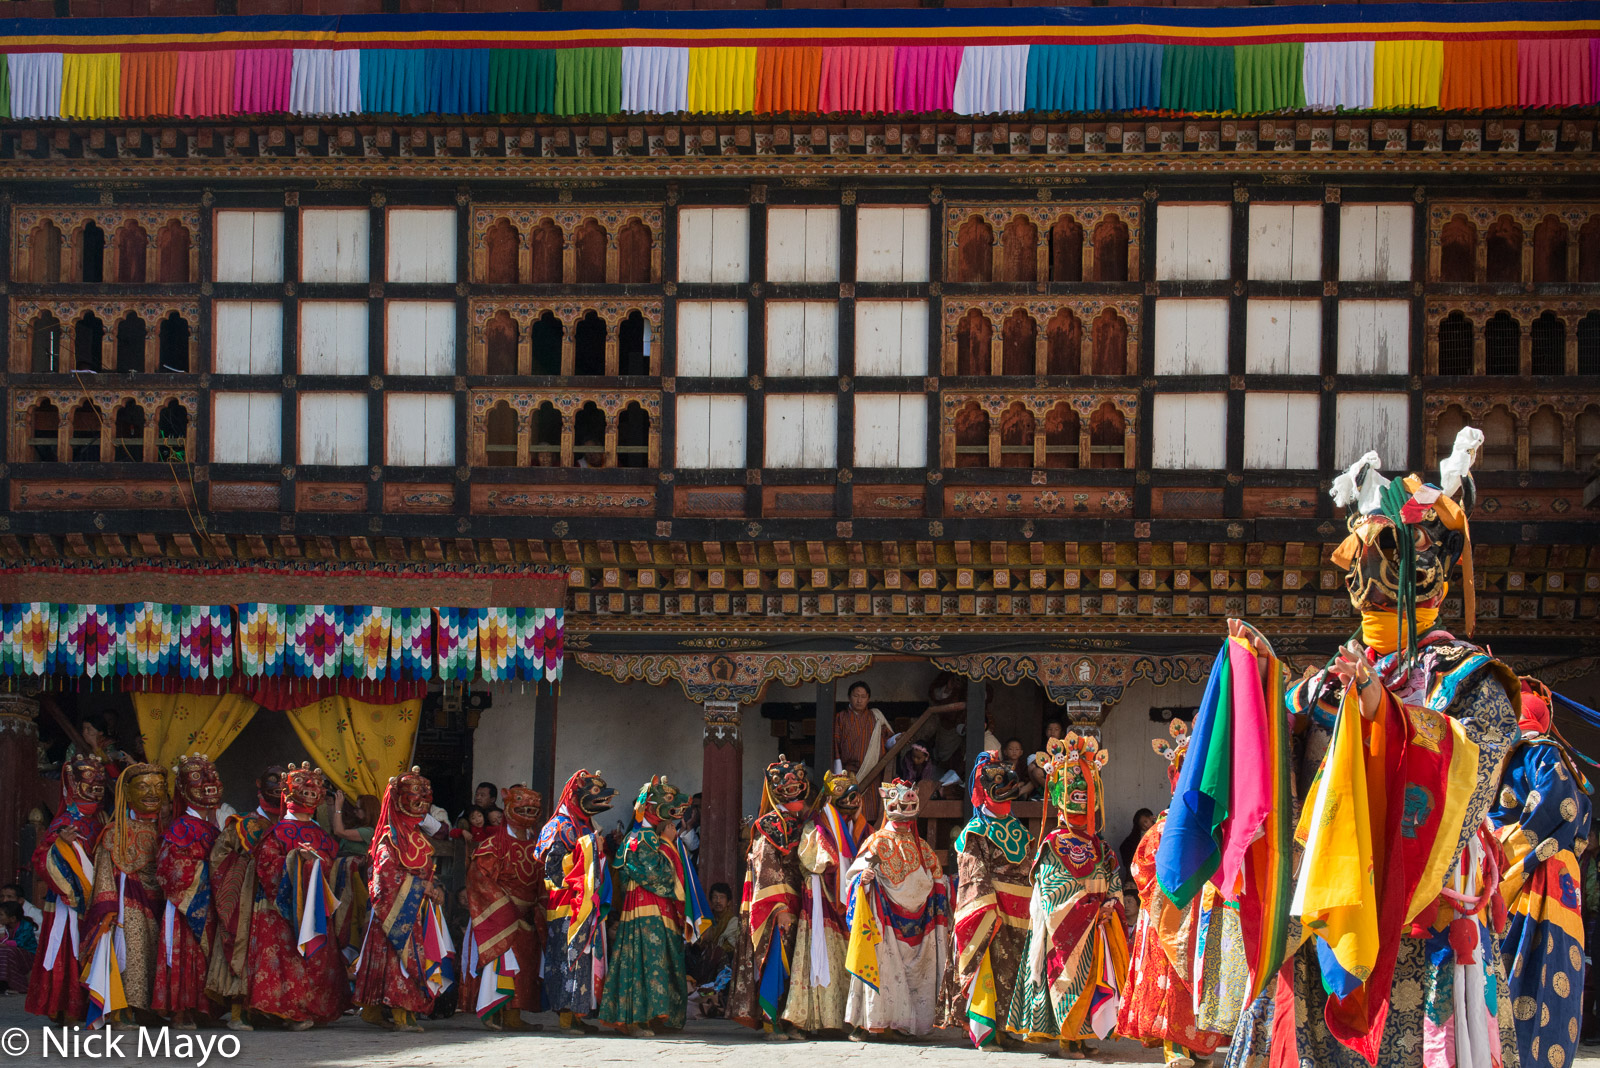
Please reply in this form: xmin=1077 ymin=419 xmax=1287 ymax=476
xmin=4 ymin=995 xmax=1599 ymax=1067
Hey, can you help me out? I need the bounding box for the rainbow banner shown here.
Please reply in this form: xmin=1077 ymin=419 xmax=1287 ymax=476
xmin=0 ymin=4 xmax=1595 ymax=122
xmin=82 ymin=927 xmax=127 ymax=1029
xmin=420 ymin=900 xmax=456 ymax=996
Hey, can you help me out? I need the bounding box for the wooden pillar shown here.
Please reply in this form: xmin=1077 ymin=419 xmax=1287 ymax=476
xmin=812 ymin=681 xmax=836 ymax=780
xmin=962 ymin=679 xmax=987 ymax=817
xmin=605 ymin=322 xmax=619 ymax=377
xmin=0 ymin=696 xmax=39 ymax=890
xmin=530 ymin=685 xmax=558 ymax=817
xmin=701 ymin=701 xmax=744 ymax=889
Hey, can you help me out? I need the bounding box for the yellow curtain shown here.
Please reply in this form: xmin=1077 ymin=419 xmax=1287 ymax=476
xmin=285 ymin=696 xmax=423 ymax=799
xmin=61 ymin=53 xmax=122 ymax=119
xmin=133 ymin=692 xmax=260 ymax=769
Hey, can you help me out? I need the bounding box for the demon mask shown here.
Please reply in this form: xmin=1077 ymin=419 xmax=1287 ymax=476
xmin=879 ymin=779 xmax=921 ymax=822
xmin=502 ymin=784 xmax=543 ymax=831
xmin=257 ymin=766 xmax=286 ymax=816
xmin=391 ymin=767 xmax=432 ymax=818
xmin=1330 ymin=427 xmax=1481 ymax=644
xmin=175 ymin=754 xmax=222 ymax=811
xmin=282 ymin=762 xmax=327 ymax=814
xmin=824 ymin=771 xmax=862 ymax=819
xmin=972 ymin=750 xmax=1025 ymax=814
xmin=573 ymin=772 xmax=616 ymax=817
xmin=1040 ymin=733 xmax=1108 ymax=833
xmin=62 ymin=753 xmax=108 ymax=808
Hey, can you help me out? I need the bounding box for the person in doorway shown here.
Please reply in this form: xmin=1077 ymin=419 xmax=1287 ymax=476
xmin=353 ymin=768 xmax=450 ymax=1033
xmin=599 ymin=777 xmax=693 ymax=1037
xmin=1026 ymin=720 xmax=1066 ymax=795
xmin=915 ymin=674 xmax=971 ymax=776
xmin=64 ymin=715 xmax=129 ymax=780
xmin=0 ymin=901 xmax=36 ymax=995
xmin=205 ymin=764 xmax=283 ymax=1031
xmin=463 ymin=783 xmax=498 ymax=824
xmin=0 ymin=885 xmax=42 ymax=929
xmin=154 ymin=755 xmax=224 ymax=1029
xmin=1117 ymin=808 xmax=1156 ymax=890
xmin=833 ymin=682 xmax=891 ymax=778
xmin=247 ymin=763 xmax=349 ymax=1030
xmin=462 ymin=783 xmax=545 ymax=1030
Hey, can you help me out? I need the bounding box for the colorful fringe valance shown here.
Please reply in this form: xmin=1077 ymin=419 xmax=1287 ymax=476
xmin=0 ymin=601 xmax=563 ymax=684
xmin=0 ymin=4 xmax=1597 ymax=121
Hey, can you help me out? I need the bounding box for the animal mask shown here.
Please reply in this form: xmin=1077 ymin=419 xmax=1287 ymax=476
xmin=1330 ymin=427 xmax=1481 ymax=647
xmin=634 ymin=776 xmax=689 ymax=827
xmin=972 ymin=750 xmax=1025 ymax=814
xmin=502 ymin=784 xmax=543 ymax=830
xmin=765 ymin=756 xmax=811 ymax=807
xmin=879 ymin=779 xmax=921 ymax=821
xmin=1151 ymin=720 xmax=1191 ymax=789
xmin=824 ymin=771 xmax=862 ymax=818
xmin=175 ymin=754 xmax=222 ymax=811
xmin=257 ymin=766 xmax=286 ymax=815
xmin=390 ymin=767 xmax=432 ymax=818
xmin=573 ymin=772 xmax=616 ymax=816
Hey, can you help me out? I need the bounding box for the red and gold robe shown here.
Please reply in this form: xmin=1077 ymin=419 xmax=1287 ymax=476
xmin=204 ymin=807 xmax=274 ymax=1001
xmin=154 ymin=809 xmax=221 ymax=1016
xmin=25 ymin=805 xmax=103 ymax=1021
xmin=246 ymin=816 xmax=349 ymax=1024
xmin=352 ymin=835 xmax=438 ymax=1013
xmin=462 ymin=825 xmax=545 ymax=1013
xmin=1117 ymin=814 xmax=1222 ymax=1056
xmin=84 ymin=815 xmax=163 ymax=1012
xmin=728 ymin=814 xmax=803 ymax=1026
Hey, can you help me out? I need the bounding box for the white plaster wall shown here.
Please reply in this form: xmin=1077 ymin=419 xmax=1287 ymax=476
xmin=470 ymin=688 xmax=540 ymax=796
xmin=1096 ymin=677 xmax=1208 ymax=856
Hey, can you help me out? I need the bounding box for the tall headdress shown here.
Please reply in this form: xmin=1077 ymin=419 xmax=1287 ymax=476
xmin=1151 ymin=719 xmax=1192 ymax=790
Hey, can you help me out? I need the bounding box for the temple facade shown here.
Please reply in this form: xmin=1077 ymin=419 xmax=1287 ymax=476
xmin=1 ymin=4 xmax=1599 ymax=887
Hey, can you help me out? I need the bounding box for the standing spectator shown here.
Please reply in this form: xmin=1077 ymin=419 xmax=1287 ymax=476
xmin=0 ymin=901 xmax=36 ymax=994
xmin=461 ymin=783 xmax=497 ymax=823
xmin=1118 ymin=809 xmax=1156 ymax=889
xmin=681 ymin=794 xmax=703 ymax=868
xmin=0 ymin=885 xmax=41 ymax=929
xmin=832 ymin=681 xmax=890 ymax=776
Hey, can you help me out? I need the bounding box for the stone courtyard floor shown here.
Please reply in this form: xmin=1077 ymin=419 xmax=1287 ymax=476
xmin=3 ymin=995 xmax=1597 ymax=1067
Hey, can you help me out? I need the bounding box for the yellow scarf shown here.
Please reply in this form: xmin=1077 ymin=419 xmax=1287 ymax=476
xmin=1359 ymin=599 xmax=1442 ymax=656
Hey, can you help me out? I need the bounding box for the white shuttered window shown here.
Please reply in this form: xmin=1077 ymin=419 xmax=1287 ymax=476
xmin=1155 ymin=204 xmax=1231 ymax=280
xmin=213 ymin=301 xmax=283 ymax=374
xmin=1248 ymin=204 xmax=1321 ymax=281
xmin=1243 ymin=393 xmax=1320 ymax=469
xmin=386 ymin=302 xmax=456 ymax=375
xmin=301 ymin=208 xmax=370 ymax=283
xmin=1339 ymin=205 xmax=1413 ymax=281
xmin=765 ymin=395 xmax=837 ymax=468
xmin=766 ymin=208 xmax=839 ymax=282
xmin=1153 ymin=299 xmax=1230 ymax=374
xmin=299 ymin=301 xmax=368 ymax=375
xmin=1336 ymin=393 xmax=1409 ymax=468
xmin=298 ymin=393 xmax=367 ymax=465
xmin=678 ymin=207 xmax=750 ymax=283
xmin=854 ymin=301 xmax=928 ymax=376
xmin=856 ymin=207 xmax=930 ymax=283
xmin=766 ymin=303 xmax=838 ymax=376
xmin=1151 ymin=393 xmax=1227 ymax=468
xmin=214 ymin=210 xmax=284 ymax=283
xmin=676 ymin=302 xmax=748 ymax=376
xmin=386 ymin=393 xmax=455 ymax=466
xmin=854 ymin=394 xmax=927 ymax=467
xmin=212 ymin=393 xmax=281 ymax=463
xmin=386 ymin=208 xmax=457 ymax=283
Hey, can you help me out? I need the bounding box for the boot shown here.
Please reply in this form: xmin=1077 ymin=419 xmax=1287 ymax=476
xmin=228 ymin=1002 xmax=254 ymax=1032
xmin=360 ymin=1005 xmax=391 ymax=1030
xmin=1162 ymin=1042 xmax=1197 ymax=1068
xmin=559 ymin=1010 xmax=598 ymax=1035
xmin=392 ymin=1008 xmax=425 ymax=1034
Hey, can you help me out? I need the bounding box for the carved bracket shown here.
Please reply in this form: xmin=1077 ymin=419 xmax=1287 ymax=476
xmin=930 ymin=652 xmax=1211 ymax=707
xmin=574 ymin=651 xmax=872 ymax=705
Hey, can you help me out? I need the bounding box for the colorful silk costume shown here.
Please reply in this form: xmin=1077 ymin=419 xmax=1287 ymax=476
xmin=462 ymin=784 xmax=546 ymax=1027
xmin=353 ymin=768 xmax=450 ymax=1026
xmin=1253 ymin=429 xmax=1523 ymax=1068
xmin=782 ymin=771 xmax=867 ymax=1034
xmin=843 ymin=778 xmax=950 ymax=1036
xmin=246 ymin=763 xmax=349 ymax=1026
xmin=949 ymin=750 xmax=1032 ymax=1048
xmin=538 ymin=769 xmax=614 ymax=1026
xmin=153 ymin=755 xmax=223 ymax=1020
xmin=598 ymin=776 xmax=692 ymax=1033
xmin=25 ymin=753 xmax=106 ymax=1022
xmin=204 ymin=766 xmax=282 ymax=1021
xmin=1491 ymin=681 xmax=1592 ymax=1068
xmin=83 ymin=763 xmax=169 ymax=1025
xmin=1119 ymin=721 xmax=1224 ymax=1066
xmin=729 ymin=757 xmax=809 ymax=1031
xmin=1004 ymin=734 xmax=1128 ymax=1048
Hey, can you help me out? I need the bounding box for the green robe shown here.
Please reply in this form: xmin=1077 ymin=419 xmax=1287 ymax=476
xmin=598 ymin=827 xmax=687 ymax=1029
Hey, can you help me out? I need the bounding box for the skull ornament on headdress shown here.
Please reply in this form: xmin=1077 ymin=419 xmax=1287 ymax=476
xmin=1039 ymin=733 xmax=1109 ymax=832
xmin=633 ymin=776 xmax=689 ymax=828
xmin=174 ymin=753 xmax=222 ymax=811
xmin=62 ymin=752 xmax=108 ymax=809
xmin=879 ymin=779 xmax=921 ymax=821
xmin=971 ymin=750 xmax=1025 ymax=815
xmin=502 ymin=783 xmax=543 ymax=831
xmin=282 ymin=762 xmax=327 ymax=815
xmin=1329 ymin=426 xmax=1482 ymax=655
xmin=1151 ymin=719 xmax=1192 ymax=790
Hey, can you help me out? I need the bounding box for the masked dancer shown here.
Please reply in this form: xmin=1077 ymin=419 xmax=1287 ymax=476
xmin=730 ymin=756 xmax=809 ymax=1039
xmin=783 ymin=771 xmax=867 ymax=1037
xmin=154 ymin=755 xmax=222 ymax=1028
xmin=462 ymin=784 xmax=545 ymax=1030
xmin=25 ymin=753 xmax=107 ymax=1023
xmin=539 ymin=769 xmax=615 ymax=1034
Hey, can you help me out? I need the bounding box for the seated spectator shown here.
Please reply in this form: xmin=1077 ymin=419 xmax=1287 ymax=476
xmin=1002 ymin=737 xmax=1036 ymax=798
xmin=460 ymin=783 xmax=497 ymax=824
xmin=1028 ymin=719 xmax=1066 ymax=794
xmin=485 ymin=807 xmax=505 ymax=829
xmin=0 ymin=885 xmax=41 ymax=929
xmin=463 ymin=806 xmax=489 ymax=843
xmin=0 ymin=901 xmax=35 ymax=995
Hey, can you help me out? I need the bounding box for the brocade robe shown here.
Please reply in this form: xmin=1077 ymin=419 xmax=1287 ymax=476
xmin=843 ymin=821 xmax=949 ymax=1035
xmin=948 ymin=812 xmax=1033 ymax=1045
xmin=153 ymin=810 xmax=221 ymax=1015
xmin=782 ymin=808 xmax=864 ymax=1033
xmin=462 ymin=825 xmax=545 ymax=1014
xmin=1003 ymin=827 xmax=1127 ymax=1043
xmin=85 ymin=816 xmax=163 ymax=1012
xmin=1491 ymin=734 xmax=1591 ymax=1068
xmin=598 ymin=827 xmax=688 ymax=1030
xmin=352 ymin=834 xmax=439 ymax=1014
xmin=246 ymin=816 xmax=349 ymax=1024
xmin=538 ymin=810 xmax=606 ymax=1015
xmin=24 ymin=805 xmax=103 ymax=1021
xmin=1117 ymin=814 xmax=1222 ymax=1056
xmin=728 ymin=825 xmax=801 ymax=1027
xmin=204 ymin=808 xmax=274 ymax=1001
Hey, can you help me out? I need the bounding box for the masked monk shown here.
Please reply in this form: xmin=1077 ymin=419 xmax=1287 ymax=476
xmin=25 ymin=753 xmax=107 ymax=1023
xmin=83 ymin=763 xmax=170 ymax=1028
xmin=205 ymin=765 xmax=283 ymax=1030
xmin=783 ymin=771 xmax=868 ymax=1036
xmin=538 ymin=769 xmax=615 ymax=1034
xmin=729 ymin=757 xmax=810 ymax=1040
xmin=154 ymin=754 xmax=223 ymax=1028
xmin=463 ymin=783 xmax=545 ymax=1030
